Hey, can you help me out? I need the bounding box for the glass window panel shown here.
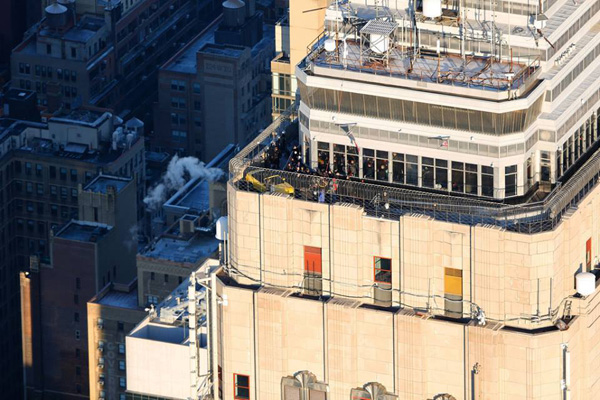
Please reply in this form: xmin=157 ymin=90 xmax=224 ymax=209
xmin=452 ymin=169 xmax=464 ymax=192
xmin=376 ymin=158 xmax=389 ymax=181
xmin=363 ymin=154 xmax=375 ymax=179
xmin=393 ymin=161 xmax=404 ymax=183
xmin=422 ymin=164 xmax=434 ymax=188
xmin=466 ymin=171 xmax=477 ymax=194
xmin=406 ymin=162 xmax=418 ymax=185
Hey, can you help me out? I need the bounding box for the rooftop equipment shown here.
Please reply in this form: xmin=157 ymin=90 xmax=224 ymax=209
xmin=576 ymin=272 xmax=595 ymax=296
xmin=222 ymin=0 xmax=246 ymax=28
xmin=45 ymin=3 xmax=69 ymax=29
xmin=423 ymin=0 xmax=442 ymax=18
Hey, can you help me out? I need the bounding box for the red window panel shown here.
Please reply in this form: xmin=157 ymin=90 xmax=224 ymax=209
xmin=374 ymin=257 xmax=392 ymax=284
xmin=304 ymin=246 xmax=322 ymax=274
xmin=234 ymin=374 xmax=250 ymax=400
xmin=586 ymin=238 xmax=592 ymax=269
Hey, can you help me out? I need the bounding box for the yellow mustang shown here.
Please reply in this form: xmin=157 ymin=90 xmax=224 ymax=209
xmin=245 ymin=171 xmax=294 ymax=195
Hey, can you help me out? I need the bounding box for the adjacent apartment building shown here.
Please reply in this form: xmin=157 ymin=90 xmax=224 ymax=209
xmin=130 ymin=0 xmax=600 ymax=398
xmin=0 ymin=107 xmax=144 ymax=397
xmin=153 ymin=0 xmax=273 ymax=161
xmin=20 ymin=174 xmax=139 ymax=399
xmin=11 ymin=0 xmax=220 ymax=114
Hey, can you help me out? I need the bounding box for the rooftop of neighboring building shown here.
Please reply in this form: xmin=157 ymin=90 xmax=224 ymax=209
xmin=141 ymin=229 xmax=219 ymax=265
xmin=55 ymin=220 xmax=113 ymax=242
xmin=162 ymin=17 xmax=221 ymax=74
xmin=38 ymin=15 xmax=105 ymax=43
xmin=84 ymin=174 xmax=131 ymax=194
xmin=163 ymin=144 xmax=235 ymax=214
xmin=90 ymin=279 xmax=144 ymax=311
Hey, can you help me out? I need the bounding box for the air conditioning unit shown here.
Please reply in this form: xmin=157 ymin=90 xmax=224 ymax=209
xmin=99 ymin=379 xmax=104 ymax=386
xmin=98 ymin=363 xmax=104 ymax=369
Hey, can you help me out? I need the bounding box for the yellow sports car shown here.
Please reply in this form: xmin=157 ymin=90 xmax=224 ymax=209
xmin=245 ymin=172 xmax=294 ymax=195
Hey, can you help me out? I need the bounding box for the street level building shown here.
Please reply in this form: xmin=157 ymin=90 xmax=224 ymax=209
xmin=153 ymin=1 xmax=273 ymax=161
xmin=20 ymin=174 xmax=139 ymax=399
xmin=87 ymin=279 xmax=146 ymax=400
xmin=1 ymin=109 xmax=144 ymax=397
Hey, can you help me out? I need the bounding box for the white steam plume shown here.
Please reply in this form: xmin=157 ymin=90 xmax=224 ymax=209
xmin=144 ymin=155 xmax=224 ymax=211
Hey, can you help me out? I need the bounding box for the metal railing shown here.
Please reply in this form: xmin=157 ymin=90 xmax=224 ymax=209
xmin=302 ymin=30 xmax=541 ymax=94
xmin=229 ymin=106 xmax=600 ymax=234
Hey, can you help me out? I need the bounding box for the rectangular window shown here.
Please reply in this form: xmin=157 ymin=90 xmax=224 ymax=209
xmin=505 ymin=165 xmax=517 ymax=197
xmin=118 ymin=343 xmax=125 ymax=354
xmin=374 ymin=257 xmax=392 ymax=284
xmin=234 ymin=374 xmax=250 ymax=399
xmin=119 ymin=377 xmax=126 ymax=388
xmin=444 ymin=268 xmax=463 ymax=318
xmin=164 ymin=274 xmax=168 ymax=283
xmin=119 ymin=360 xmax=125 ymax=370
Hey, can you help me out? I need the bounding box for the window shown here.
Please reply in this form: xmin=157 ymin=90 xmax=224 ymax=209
xmin=51 ymin=205 xmax=58 ymax=216
xmin=49 ymin=166 xmax=56 ymax=178
xmin=37 ymin=184 xmax=44 ymax=196
xmin=46 ymin=44 xmax=51 ymax=54
xmin=76 ymin=277 xmax=80 ymax=289
xmin=75 ymin=366 xmax=81 ymax=376
xmin=75 ymin=330 xmax=81 ymax=340
xmin=193 ymin=83 xmax=201 ymax=93
xmin=119 ymin=377 xmax=126 ymax=388
xmin=505 ymin=165 xmax=517 ymax=197
xmin=36 ymin=164 xmax=42 ymax=177
xmin=74 ymin=294 xmax=78 ymax=304
xmin=178 ymin=276 xmax=183 ymax=284
xmin=170 ymin=79 xmax=185 ymax=91
xmin=25 ymin=162 xmax=32 ymax=175
xmin=374 ymin=257 xmax=392 ymax=284
xmin=164 ymin=274 xmax=168 ymax=283
xmin=74 ymin=312 xmax=79 ymax=322
xmin=171 ymin=97 xmax=186 ymax=108
xmin=147 ymin=295 xmax=158 ymax=305
xmin=150 ymin=272 xmax=155 ymax=280
xmin=75 ymin=348 xmax=80 ymax=358
xmin=71 ymin=189 xmax=78 ymax=200
xmin=118 ymin=321 xmax=124 ymax=331
xmin=119 ymin=360 xmax=126 ymax=370
xmin=120 ymin=395 xmax=126 ymax=400
xmin=234 ymin=374 xmax=250 ymax=399
xmin=304 ymin=246 xmax=322 ymax=295
xmin=71 ymin=47 xmax=76 ymax=58
xmin=60 ymin=167 xmax=67 ymax=180
xmin=118 ymin=343 xmax=125 ymax=354
xmin=444 ymin=268 xmax=463 ymax=318
xmin=70 ymin=169 xmax=78 ymax=182
xmin=194 ymin=100 xmax=202 ymax=111
xmin=171 ymin=130 xmax=187 ymax=139
xmin=481 ymin=166 xmax=494 ymax=197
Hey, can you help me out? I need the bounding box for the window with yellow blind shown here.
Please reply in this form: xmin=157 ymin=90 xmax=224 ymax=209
xmin=444 ymin=268 xmax=463 ymax=318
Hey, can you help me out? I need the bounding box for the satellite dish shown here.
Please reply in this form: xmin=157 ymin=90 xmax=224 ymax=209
xmin=324 ymin=38 xmax=336 ymax=52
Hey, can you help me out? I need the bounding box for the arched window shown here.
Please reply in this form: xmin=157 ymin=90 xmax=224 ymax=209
xmin=350 ymin=382 xmax=397 ymax=400
xmin=281 ymin=371 xmax=328 ymax=400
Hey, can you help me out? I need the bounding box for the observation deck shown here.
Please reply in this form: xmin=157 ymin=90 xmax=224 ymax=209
xmin=229 ymin=106 xmax=600 ymax=235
